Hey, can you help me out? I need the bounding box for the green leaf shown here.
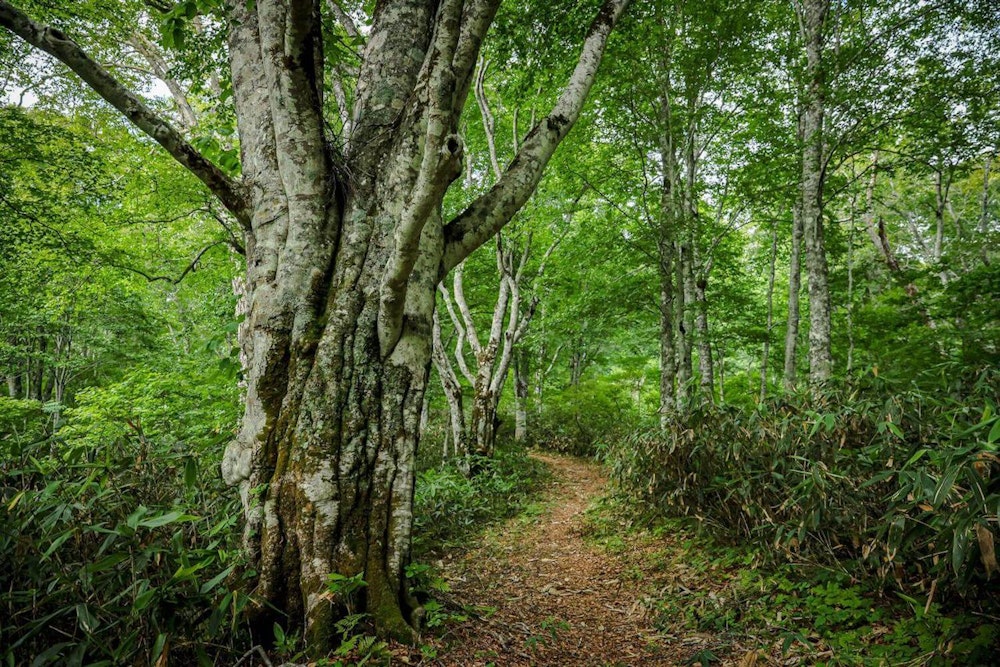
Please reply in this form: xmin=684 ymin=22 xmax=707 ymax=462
xmin=126 ymin=505 xmax=148 ymax=530
xmin=952 ymin=530 xmax=968 ymax=576
xmin=903 ymin=449 xmax=929 ymax=468
xmin=133 ymin=585 xmax=157 ymax=612
xmin=137 ymin=510 xmax=198 ymax=529
xmin=75 ymin=604 xmax=99 ymax=634
xmin=151 ymin=633 xmax=168 ymax=664
xmin=41 ymin=530 xmax=74 ymax=561
xmin=184 ymin=457 xmax=198 ymax=490
xmin=932 ymin=465 xmax=961 ymax=507
xmin=172 ymin=559 xmax=210 ymax=581
xmin=85 ymin=553 xmax=128 ymax=573
xmin=273 ymin=622 xmax=286 ymax=644
xmin=988 ymin=418 xmax=1000 ymax=444
xmin=199 ymin=565 xmax=234 ymax=594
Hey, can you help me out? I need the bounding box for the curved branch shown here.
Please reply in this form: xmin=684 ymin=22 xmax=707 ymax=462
xmin=0 ymin=1 xmax=248 ymax=223
xmin=440 ymin=0 xmax=631 ymax=276
xmin=111 ymin=240 xmax=228 ymax=284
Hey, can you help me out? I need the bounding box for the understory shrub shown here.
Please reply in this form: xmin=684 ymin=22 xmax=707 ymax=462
xmin=413 ymin=444 xmax=550 ymax=555
xmin=609 ymin=365 xmax=1000 ymax=603
xmin=534 ymin=378 xmax=643 ymax=456
xmin=0 ymin=367 xmax=247 ymax=666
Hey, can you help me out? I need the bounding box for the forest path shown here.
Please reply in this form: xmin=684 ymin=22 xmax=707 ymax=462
xmin=430 ymin=453 xmax=680 ymax=666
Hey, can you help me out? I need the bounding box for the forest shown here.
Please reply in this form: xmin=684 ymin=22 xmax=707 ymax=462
xmin=0 ymin=0 xmax=998 ymax=665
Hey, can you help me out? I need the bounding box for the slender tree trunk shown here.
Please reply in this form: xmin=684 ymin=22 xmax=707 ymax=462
xmin=514 ymin=349 xmax=528 ymax=442
xmin=863 ymin=157 xmax=937 ymax=329
xmin=432 ymin=310 xmax=468 ymax=470
xmin=847 ymin=186 xmax=856 ymax=373
xmin=800 ymin=0 xmax=833 ymax=386
xmin=761 ymin=222 xmax=778 ymax=401
xmin=27 ymin=336 xmax=45 ymax=401
xmin=981 ymin=153 xmax=993 ymax=264
xmin=418 ymin=391 xmax=430 ymax=439
xmin=934 ymin=169 xmax=945 ymax=264
xmin=658 ymin=244 xmax=676 ymax=425
xmin=694 ymin=274 xmax=713 ymax=403
xmin=41 ymin=367 xmax=54 ymax=403
xmin=784 ymin=188 xmax=804 ymax=390
xmin=675 ymin=242 xmax=693 ymax=409
xmin=6 ymin=374 xmax=20 ymax=398
xmin=716 ymin=341 xmax=725 ymax=404
xmin=656 ymin=24 xmax=679 ymax=425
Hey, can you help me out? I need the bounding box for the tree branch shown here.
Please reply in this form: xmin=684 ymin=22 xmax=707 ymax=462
xmin=0 ymin=1 xmax=248 ymax=223
xmin=440 ymin=0 xmax=631 ymax=276
xmin=438 ymin=283 xmax=476 ymax=384
xmin=111 ymin=240 xmax=228 ymax=284
xmin=378 ymin=0 xmax=465 ymax=355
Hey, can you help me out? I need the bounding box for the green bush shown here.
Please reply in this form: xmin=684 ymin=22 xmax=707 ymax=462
xmin=413 ymin=444 xmax=550 ymax=555
xmin=0 ymin=366 xmax=246 ymax=666
xmin=0 ymin=396 xmax=48 ymax=444
xmin=534 ymin=378 xmax=642 ymax=456
xmin=609 ymin=365 xmax=1000 ymax=601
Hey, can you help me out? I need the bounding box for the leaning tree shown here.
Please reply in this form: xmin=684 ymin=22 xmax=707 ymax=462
xmin=0 ymin=0 xmax=629 ymax=650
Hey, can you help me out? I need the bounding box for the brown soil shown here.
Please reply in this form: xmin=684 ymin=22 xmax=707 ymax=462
xmin=426 ymin=453 xmax=682 ymax=666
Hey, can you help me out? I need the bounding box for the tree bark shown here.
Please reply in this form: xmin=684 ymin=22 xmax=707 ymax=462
xmin=0 ymin=0 xmax=633 ymax=650
xmin=432 ymin=309 xmax=469 ymax=472
xmin=694 ymin=273 xmax=713 ymax=403
xmin=658 ymin=241 xmax=676 ymax=425
xmin=760 ymin=221 xmax=778 ymax=401
xmin=783 ymin=192 xmax=804 ymax=391
xmin=513 ymin=348 xmax=528 ymax=442
xmin=676 ymin=241 xmax=694 ymax=408
xmin=799 ymin=0 xmax=833 ymax=386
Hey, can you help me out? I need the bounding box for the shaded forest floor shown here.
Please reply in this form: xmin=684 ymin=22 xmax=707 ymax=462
xmin=422 ymin=454 xmax=685 ymax=666
xmin=378 ymin=452 xmax=995 ymax=667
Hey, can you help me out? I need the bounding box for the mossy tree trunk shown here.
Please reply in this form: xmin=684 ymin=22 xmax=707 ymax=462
xmin=1 ymin=0 xmax=630 ymax=651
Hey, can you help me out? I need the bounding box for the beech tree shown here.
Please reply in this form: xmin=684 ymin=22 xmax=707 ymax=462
xmin=0 ymin=0 xmax=630 ymax=649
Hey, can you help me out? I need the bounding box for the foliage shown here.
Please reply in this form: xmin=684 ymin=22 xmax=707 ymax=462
xmin=584 ymin=500 xmax=998 ymax=665
xmin=0 ymin=411 xmax=246 ymax=666
xmin=413 ymin=444 xmax=550 ymax=555
xmin=533 ymin=376 xmax=646 ymax=456
xmin=609 ymin=365 xmax=1000 ymax=604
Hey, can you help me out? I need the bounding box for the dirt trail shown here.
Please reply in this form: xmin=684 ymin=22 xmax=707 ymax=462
xmin=432 ymin=453 xmax=678 ymax=666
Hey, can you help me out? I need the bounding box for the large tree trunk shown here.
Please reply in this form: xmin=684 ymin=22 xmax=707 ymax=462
xmin=800 ymin=0 xmax=832 ymax=386
xmin=0 ymin=0 xmax=630 ymax=651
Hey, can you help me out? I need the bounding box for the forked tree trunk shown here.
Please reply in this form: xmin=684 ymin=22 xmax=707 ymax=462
xmin=0 ymin=0 xmax=632 ymax=651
